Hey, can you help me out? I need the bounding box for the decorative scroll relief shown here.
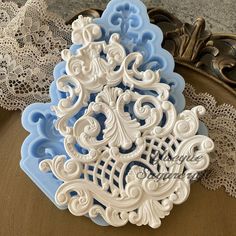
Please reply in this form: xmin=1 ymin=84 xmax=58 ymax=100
xmin=40 ymin=16 xmax=214 ymax=228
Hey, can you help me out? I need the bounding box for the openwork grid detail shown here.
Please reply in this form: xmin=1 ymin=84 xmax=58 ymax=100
xmin=80 ymin=135 xmax=181 ymax=195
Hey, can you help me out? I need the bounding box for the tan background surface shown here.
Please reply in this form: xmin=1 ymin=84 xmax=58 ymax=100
xmin=0 ymin=64 xmax=236 ymax=236
xmin=6 ymin=0 xmax=236 ymax=33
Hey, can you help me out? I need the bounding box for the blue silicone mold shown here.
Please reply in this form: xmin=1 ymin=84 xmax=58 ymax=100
xmin=20 ymin=0 xmax=188 ymax=226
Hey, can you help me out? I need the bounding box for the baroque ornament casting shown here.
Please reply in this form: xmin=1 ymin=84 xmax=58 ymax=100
xmin=39 ymin=16 xmax=214 ymax=228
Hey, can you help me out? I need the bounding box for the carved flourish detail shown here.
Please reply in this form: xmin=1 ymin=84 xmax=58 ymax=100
xmin=73 ymin=8 xmax=236 ymax=89
xmin=40 ymin=16 xmax=214 ymax=228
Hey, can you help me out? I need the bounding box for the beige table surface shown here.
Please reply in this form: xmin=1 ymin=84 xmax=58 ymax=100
xmin=0 ymin=64 xmax=236 ymax=236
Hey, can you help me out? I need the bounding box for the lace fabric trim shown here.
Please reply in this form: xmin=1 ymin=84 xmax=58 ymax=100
xmin=185 ymin=84 xmax=236 ymax=197
xmin=0 ymin=0 xmax=71 ymax=110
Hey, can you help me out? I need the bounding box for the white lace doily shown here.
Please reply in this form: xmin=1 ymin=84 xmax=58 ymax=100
xmin=0 ymin=0 xmax=71 ymax=110
xmin=185 ymin=84 xmax=236 ymax=198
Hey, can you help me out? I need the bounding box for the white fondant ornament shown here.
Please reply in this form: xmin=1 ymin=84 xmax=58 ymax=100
xmin=39 ymin=16 xmax=214 ymax=228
